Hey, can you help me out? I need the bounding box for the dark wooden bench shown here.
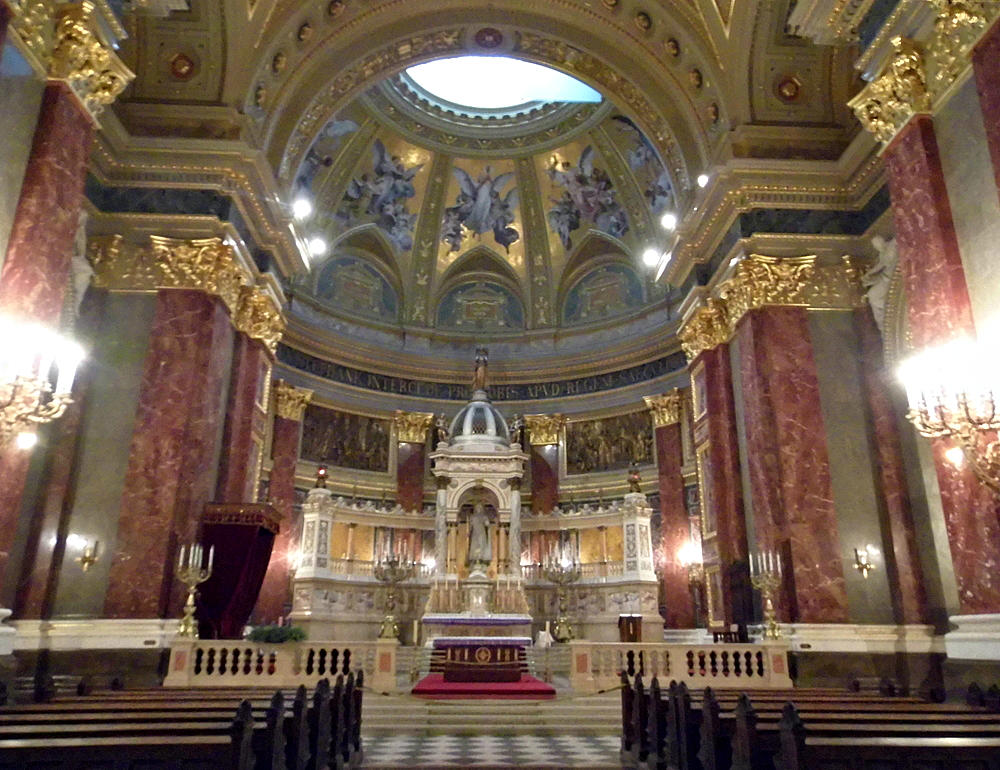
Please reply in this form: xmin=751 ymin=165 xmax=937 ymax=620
xmin=621 ymin=672 xmax=1000 ymax=770
xmin=0 ymin=672 xmax=365 ymax=769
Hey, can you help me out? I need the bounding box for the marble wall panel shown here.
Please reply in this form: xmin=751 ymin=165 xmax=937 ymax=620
xmin=103 ymin=290 xmax=234 ymax=619
xmin=0 ymin=42 xmax=43 ymax=273
xmin=935 ymin=76 xmax=1000 ymax=330
xmin=654 ymin=423 xmax=694 ymax=628
xmin=973 ymin=20 xmax=1000 ymax=211
xmin=736 ymin=308 xmax=849 ymax=624
xmin=0 ymin=83 xmax=92 ymax=324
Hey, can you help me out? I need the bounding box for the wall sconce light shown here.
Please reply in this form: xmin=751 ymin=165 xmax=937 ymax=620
xmin=677 ymin=540 xmax=704 ymax=583
xmin=76 ymin=540 xmax=100 ymax=572
xmin=853 ymin=544 xmax=879 ymax=579
xmin=899 ymin=338 xmax=1000 ymax=493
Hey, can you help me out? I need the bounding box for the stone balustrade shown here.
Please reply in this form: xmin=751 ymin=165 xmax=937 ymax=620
xmin=163 ymin=638 xmax=399 ymax=692
xmin=568 ymin=640 xmax=793 ymax=691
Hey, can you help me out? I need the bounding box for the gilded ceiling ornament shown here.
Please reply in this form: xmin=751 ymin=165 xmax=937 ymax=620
xmin=524 ymin=414 xmax=565 ymax=445
xmin=688 ymin=68 xmax=703 ymax=89
xmin=848 ymin=37 xmax=931 ymax=144
xmin=644 ymin=390 xmax=683 ymax=427
xmin=48 ymin=1 xmax=134 ymax=119
xmin=394 ymin=410 xmax=434 ymax=443
xmin=297 ymin=22 xmax=313 ymax=43
xmin=274 ymin=380 xmax=314 ymax=421
xmin=634 ymin=12 xmax=652 ymax=32
xmin=271 ymin=51 xmax=287 ymax=75
xmin=327 ymin=0 xmax=345 ymax=17
xmin=664 ymin=38 xmax=680 ymax=57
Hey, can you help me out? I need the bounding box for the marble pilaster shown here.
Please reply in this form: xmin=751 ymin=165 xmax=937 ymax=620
xmin=509 ymin=482 xmax=522 ymax=576
xmin=397 ymin=443 xmax=426 ymax=512
xmin=736 ymin=307 xmax=849 ymax=623
xmin=217 ymin=334 xmax=271 ymax=503
xmin=653 ymin=421 xmax=694 ymax=628
xmin=434 ymin=479 xmax=448 ymax=576
xmin=103 ymin=290 xmax=235 ymax=619
xmin=885 ymin=115 xmax=1000 ymax=614
xmin=972 ymin=19 xmax=1000 ymax=203
xmin=529 ymin=445 xmax=558 ymax=515
xmin=255 ymin=381 xmax=310 ymax=623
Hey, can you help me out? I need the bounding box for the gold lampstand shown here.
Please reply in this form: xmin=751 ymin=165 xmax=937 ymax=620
xmin=0 ymin=376 xmax=74 ymax=444
xmin=373 ymin=553 xmax=416 ymax=639
xmin=541 ymin=556 xmax=581 ymax=642
xmin=750 ymin=550 xmax=782 ymax=640
xmin=176 ymin=543 xmax=214 ymax=638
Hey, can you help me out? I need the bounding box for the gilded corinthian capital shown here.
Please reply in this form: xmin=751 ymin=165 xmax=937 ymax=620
xmin=49 ymin=2 xmax=134 ymax=118
xmin=394 ymin=410 xmax=434 ymax=443
xmin=644 ymin=391 xmax=683 ymax=428
xmin=849 ymin=37 xmax=931 ymax=144
xmin=524 ymin=414 xmax=565 ymax=445
xmin=274 ymin=381 xmax=313 ymax=421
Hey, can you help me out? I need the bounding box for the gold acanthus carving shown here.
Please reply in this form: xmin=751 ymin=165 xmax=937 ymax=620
xmin=852 ymin=3 xmax=1000 ymax=144
xmin=394 ymin=410 xmax=434 ymax=444
xmin=525 ymin=414 xmax=565 ymax=446
xmin=644 ymin=391 xmax=683 ymax=428
xmin=274 ymin=380 xmax=313 ymax=421
xmin=678 ymin=254 xmax=864 ymax=360
xmin=48 ymin=1 xmax=133 ymax=119
xmin=9 ymin=0 xmax=56 ymax=69
xmin=849 ymin=37 xmax=931 ymax=144
xmin=88 ymin=234 xmax=286 ymax=353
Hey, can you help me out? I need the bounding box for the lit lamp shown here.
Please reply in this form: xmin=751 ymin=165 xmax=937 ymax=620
xmin=899 ymin=338 xmax=1000 ymax=493
xmin=0 ymin=316 xmax=84 ymax=447
xmin=678 ymin=540 xmax=705 ymax=628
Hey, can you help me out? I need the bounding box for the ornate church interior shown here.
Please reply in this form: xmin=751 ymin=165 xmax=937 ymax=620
xmin=1 ymin=0 xmax=1000 ymax=766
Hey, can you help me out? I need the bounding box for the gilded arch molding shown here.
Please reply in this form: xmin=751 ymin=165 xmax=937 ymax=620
xmin=254 ymin=2 xmax=715 ymax=198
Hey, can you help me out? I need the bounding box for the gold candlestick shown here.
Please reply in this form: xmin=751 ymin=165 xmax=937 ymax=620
xmin=373 ymin=552 xmax=416 ymax=639
xmin=176 ymin=543 xmax=214 ymax=638
xmin=750 ymin=549 xmax=782 ymax=639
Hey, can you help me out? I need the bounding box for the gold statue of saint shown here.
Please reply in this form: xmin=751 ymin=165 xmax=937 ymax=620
xmin=472 ymin=347 xmax=488 ymax=392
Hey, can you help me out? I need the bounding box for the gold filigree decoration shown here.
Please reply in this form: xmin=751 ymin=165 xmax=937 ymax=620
xmin=924 ymin=0 xmax=997 ymax=96
xmin=274 ymin=380 xmax=313 ymax=421
xmin=678 ymin=255 xmax=864 ymax=360
xmin=234 ymin=285 xmax=285 ymax=354
xmin=644 ymin=391 xmax=683 ymax=428
xmin=48 ymin=1 xmax=133 ymax=119
xmin=678 ymin=298 xmax=731 ymax=360
xmin=849 ymin=37 xmax=931 ymax=144
xmin=525 ymin=414 xmax=565 ymax=445
xmin=9 ymin=0 xmax=57 ymax=70
xmin=88 ymin=235 xmax=286 ymax=352
xmin=394 ymin=410 xmax=433 ymax=443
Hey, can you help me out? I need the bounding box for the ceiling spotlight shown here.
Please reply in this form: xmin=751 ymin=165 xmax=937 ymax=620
xmin=659 ymin=211 xmax=677 ymax=231
xmin=642 ymin=247 xmax=660 ymax=267
xmin=697 ymin=173 xmax=709 ymax=188
xmin=16 ymin=432 xmax=38 ymax=450
xmin=307 ymin=237 xmax=328 ymax=257
xmin=292 ymin=197 xmax=314 ymax=221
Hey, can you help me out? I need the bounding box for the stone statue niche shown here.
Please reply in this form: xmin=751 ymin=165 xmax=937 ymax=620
xmin=465 ymin=500 xmax=495 ymax=579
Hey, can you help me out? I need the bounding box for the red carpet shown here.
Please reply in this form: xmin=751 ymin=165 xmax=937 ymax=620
xmin=411 ymin=673 xmax=557 ymax=700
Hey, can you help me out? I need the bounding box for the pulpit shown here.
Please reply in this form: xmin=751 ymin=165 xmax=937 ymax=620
xmin=196 ymin=503 xmax=280 ymax=639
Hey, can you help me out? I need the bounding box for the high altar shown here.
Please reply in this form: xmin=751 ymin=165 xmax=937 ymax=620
xmin=290 ymin=353 xmax=662 ymax=645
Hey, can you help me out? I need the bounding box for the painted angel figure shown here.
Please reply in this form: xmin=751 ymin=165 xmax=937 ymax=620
xmin=441 ymin=166 xmax=520 ymax=253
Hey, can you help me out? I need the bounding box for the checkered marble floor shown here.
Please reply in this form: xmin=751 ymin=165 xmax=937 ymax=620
xmin=361 ymin=734 xmax=623 ymax=768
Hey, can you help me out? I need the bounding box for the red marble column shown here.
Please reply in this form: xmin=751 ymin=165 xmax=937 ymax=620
xmin=0 ymin=3 xmax=11 ymax=50
xmin=654 ymin=421 xmax=694 ymax=628
xmin=856 ymin=309 xmax=927 ymax=624
xmin=104 ymin=290 xmax=234 ymax=619
xmin=530 ymin=445 xmax=558 ymax=514
xmin=0 ymin=83 xmax=94 ymax=599
xmin=255 ymin=410 xmax=302 ymax=623
xmin=397 ymin=442 xmax=426 ymax=512
xmin=735 ymin=308 xmax=849 ymax=623
xmin=973 ymin=19 xmax=1000 ymax=203
xmin=0 ymin=83 xmax=93 ymax=323
xmin=884 ymin=116 xmax=1000 ymax=614
xmin=216 ymin=334 xmax=271 ymax=503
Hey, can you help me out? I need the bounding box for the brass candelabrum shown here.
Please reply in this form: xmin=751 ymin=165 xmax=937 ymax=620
xmin=541 ymin=557 xmax=581 ymax=642
xmin=373 ymin=554 xmax=416 ymax=639
xmin=750 ymin=550 xmax=782 ymax=640
xmin=176 ymin=543 xmax=213 ymax=639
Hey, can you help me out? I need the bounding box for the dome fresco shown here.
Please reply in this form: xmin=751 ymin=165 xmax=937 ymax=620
xmin=290 ymin=65 xmax=676 ymax=337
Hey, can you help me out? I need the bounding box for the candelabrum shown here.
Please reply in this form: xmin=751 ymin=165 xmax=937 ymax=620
xmin=373 ymin=553 xmax=416 ymax=639
xmin=749 ymin=550 xmax=782 ymax=640
xmin=899 ymin=338 xmax=1000 ymax=494
xmin=176 ymin=543 xmax=214 ymax=638
xmin=0 ymin=317 xmax=84 ymax=446
xmin=541 ymin=555 xmax=581 ymax=642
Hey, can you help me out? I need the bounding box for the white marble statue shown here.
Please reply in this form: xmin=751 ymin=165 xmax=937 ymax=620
xmin=468 ymin=502 xmax=492 ymax=570
xmin=863 ymin=234 xmax=898 ymax=335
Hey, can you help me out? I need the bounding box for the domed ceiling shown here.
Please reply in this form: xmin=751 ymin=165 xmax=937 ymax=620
xmin=287 ymin=60 xmax=677 ymax=337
